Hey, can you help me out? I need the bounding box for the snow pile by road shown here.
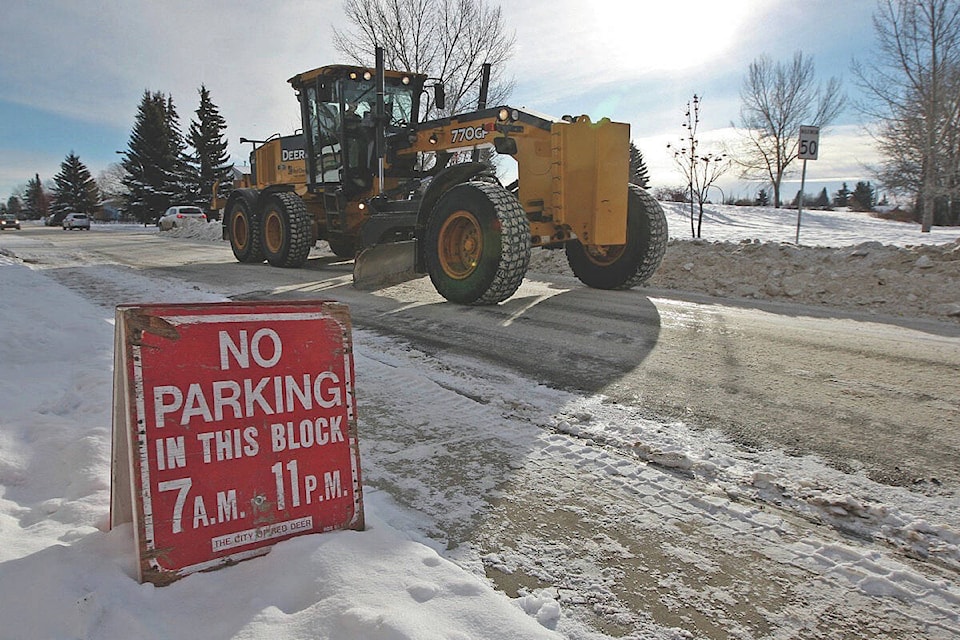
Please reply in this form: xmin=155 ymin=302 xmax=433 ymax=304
xmin=529 ymin=202 xmax=960 ymax=322
xmin=0 ymin=251 xmax=565 ymax=640
xmin=650 ymin=237 xmax=960 ymax=321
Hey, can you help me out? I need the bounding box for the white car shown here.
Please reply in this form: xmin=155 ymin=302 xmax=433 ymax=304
xmin=62 ymin=213 xmax=91 ymax=230
xmin=158 ymin=206 xmax=207 ymax=230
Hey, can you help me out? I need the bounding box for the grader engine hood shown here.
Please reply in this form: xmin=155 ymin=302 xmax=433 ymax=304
xmin=249 ymin=135 xmax=307 ymax=190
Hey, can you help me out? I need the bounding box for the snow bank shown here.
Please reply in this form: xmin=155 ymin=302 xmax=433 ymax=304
xmin=0 ymin=253 xmax=563 ymax=639
xmin=527 ymin=203 xmax=960 ymax=322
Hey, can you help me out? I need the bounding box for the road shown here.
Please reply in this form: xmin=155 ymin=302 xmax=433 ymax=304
xmin=15 ymin=224 xmax=958 ymax=491
xmin=5 ymin=224 xmax=960 ymax=638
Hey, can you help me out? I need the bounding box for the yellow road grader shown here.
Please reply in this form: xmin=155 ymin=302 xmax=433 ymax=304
xmin=214 ymin=49 xmax=667 ymax=305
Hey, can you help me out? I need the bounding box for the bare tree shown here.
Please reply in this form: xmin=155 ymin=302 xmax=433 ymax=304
xmin=333 ymin=0 xmax=515 ymax=117
xmin=668 ymin=95 xmax=730 ymax=238
xmin=853 ymin=0 xmax=960 ymax=231
xmin=733 ymin=52 xmax=845 ymax=208
xmin=97 ymin=163 xmax=128 ymax=202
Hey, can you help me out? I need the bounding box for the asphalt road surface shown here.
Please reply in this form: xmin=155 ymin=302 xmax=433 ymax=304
xmin=12 ymin=225 xmax=958 ymax=493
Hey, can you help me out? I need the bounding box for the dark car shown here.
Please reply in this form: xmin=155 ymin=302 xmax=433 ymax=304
xmin=0 ymin=214 xmax=21 ymax=230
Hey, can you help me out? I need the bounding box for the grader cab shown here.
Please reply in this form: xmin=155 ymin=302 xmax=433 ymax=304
xmin=218 ymin=48 xmax=667 ymax=305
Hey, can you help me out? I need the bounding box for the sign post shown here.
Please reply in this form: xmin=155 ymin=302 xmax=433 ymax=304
xmin=795 ymin=125 xmax=820 ymax=244
xmin=110 ymin=300 xmax=363 ymax=585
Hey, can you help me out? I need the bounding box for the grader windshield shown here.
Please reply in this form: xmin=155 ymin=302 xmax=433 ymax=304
xmin=297 ymin=68 xmax=422 ymax=195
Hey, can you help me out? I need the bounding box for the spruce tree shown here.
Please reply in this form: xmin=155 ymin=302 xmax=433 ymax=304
xmin=52 ymin=152 xmax=100 ymax=220
xmin=814 ymin=187 xmax=830 ymax=209
xmin=186 ymin=85 xmax=233 ymax=214
xmin=23 ymin=174 xmax=50 ymax=220
xmin=629 ymin=142 xmax=650 ymax=188
xmin=163 ymin=94 xmax=191 ymax=202
xmin=833 ymin=182 xmax=850 ymax=207
xmin=6 ymin=196 xmax=23 ymax=217
xmin=851 ymin=181 xmax=876 ymax=211
xmin=121 ymin=91 xmax=188 ymax=224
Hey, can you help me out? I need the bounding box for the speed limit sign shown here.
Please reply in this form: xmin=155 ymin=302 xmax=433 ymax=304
xmin=798 ymin=125 xmax=820 ymax=160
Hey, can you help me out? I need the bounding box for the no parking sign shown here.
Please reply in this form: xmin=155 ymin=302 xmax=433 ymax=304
xmin=110 ymin=300 xmax=364 ymax=584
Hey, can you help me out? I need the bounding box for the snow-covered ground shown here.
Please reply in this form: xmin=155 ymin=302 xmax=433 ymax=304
xmin=659 ymin=201 xmax=959 ymax=248
xmin=0 ymin=206 xmax=958 ymax=638
xmin=0 ymin=247 xmax=566 ymax=639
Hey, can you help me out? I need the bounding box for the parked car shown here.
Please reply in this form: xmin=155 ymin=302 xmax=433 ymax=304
xmin=62 ymin=213 xmax=91 ymax=230
xmin=158 ymin=206 xmax=206 ymax=230
xmin=0 ymin=214 xmax=21 ymax=230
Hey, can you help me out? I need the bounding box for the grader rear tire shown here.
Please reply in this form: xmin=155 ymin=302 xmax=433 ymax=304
xmin=262 ymin=192 xmax=313 ymax=268
xmin=565 ymin=185 xmax=668 ymax=289
xmin=227 ymin=195 xmax=264 ymax=263
xmin=425 ymin=181 xmax=531 ymax=305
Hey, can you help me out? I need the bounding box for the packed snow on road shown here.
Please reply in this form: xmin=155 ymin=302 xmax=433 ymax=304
xmin=0 ymin=203 xmax=958 ymax=639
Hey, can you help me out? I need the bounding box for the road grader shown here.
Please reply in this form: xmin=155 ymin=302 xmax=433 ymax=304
xmin=214 ymin=49 xmax=667 ymax=305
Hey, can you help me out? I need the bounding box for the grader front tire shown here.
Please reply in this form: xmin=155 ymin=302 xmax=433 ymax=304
xmin=425 ymin=181 xmax=531 ymax=305
xmin=565 ymin=185 xmax=668 ymax=290
xmin=262 ymin=192 xmax=313 ymax=268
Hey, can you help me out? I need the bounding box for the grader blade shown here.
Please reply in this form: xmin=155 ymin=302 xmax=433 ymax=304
xmin=352 ymin=241 xmax=419 ymax=290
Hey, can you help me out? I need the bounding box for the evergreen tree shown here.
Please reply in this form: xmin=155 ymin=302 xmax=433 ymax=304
xmin=814 ymin=187 xmax=830 ymax=209
xmin=121 ymin=91 xmax=188 ymax=224
xmin=833 ymin=182 xmax=850 ymax=207
xmin=629 ymin=141 xmax=650 ymax=188
xmin=23 ymin=174 xmax=50 ymax=220
xmin=186 ymin=85 xmax=233 ymax=213
xmin=164 ymin=94 xmax=191 ymax=199
xmin=51 ymin=152 xmax=100 ymax=221
xmin=756 ymin=188 xmax=770 ymax=206
xmin=851 ymin=181 xmax=876 ymax=211
xmin=6 ymin=196 xmax=23 ymax=216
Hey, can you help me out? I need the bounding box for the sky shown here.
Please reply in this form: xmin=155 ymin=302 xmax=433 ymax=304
xmin=1 ymin=0 xmax=885 ymax=204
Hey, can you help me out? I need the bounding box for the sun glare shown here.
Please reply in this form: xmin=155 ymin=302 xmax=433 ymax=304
xmin=587 ymin=1 xmax=761 ymax=73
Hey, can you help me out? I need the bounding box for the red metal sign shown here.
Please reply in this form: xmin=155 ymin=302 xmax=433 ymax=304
xmin=111 ymin=300 xmax=363 ymax=584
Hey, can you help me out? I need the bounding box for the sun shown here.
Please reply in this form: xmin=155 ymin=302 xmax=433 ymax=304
xmin=591 ymin=1 xmax=762 ymax=73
